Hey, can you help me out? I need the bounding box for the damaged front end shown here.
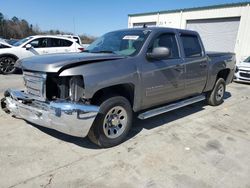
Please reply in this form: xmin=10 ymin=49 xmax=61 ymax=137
xmin=1 ymin=71 xmax=99 ymax=137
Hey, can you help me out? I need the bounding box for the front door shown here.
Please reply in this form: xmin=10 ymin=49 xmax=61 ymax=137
xmin=141 ymin=33 xmax=186 ymax=109
xmin=21 ymin=38 xmax=50 ymax=59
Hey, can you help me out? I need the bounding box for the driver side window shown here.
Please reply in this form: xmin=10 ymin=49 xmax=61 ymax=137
xmin=29 ymin=38 xmax=49 ymax=48
xmin=150 ymin=33 xmax=180 ymax=59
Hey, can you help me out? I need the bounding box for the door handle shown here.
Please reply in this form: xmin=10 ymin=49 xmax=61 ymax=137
xmin=200 ymin=62 xmax=207 ymax=68
xmin=174 ymin=65 xmax=184 ymax=72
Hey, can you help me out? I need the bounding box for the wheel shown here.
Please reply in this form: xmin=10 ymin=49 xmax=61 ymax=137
xmin=207 ymin=78 xmax=226 ymax=106
xmin=0 ymin=56 xmax=17 ymax=74
xmin=88 ymin=96 xmax=133 ymax=148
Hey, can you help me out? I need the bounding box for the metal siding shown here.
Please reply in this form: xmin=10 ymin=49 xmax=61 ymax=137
xmin=133 ymin=22 xmax=157 ymax=28
xmin=186 ymin=17 xmax=240 ymax=52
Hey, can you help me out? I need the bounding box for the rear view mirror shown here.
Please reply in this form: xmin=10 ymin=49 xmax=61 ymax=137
xmin=25 ymin=44 xmax=32 ymax=50
xmin=147 ymin=47 xmax=170 ymax=60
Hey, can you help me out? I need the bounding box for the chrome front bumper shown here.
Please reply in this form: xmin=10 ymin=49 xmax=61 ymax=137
xmin=1 ymin=89 xmax=99 ymax=137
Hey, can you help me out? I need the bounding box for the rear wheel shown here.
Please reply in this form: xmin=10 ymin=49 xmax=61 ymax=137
xmin=0 ymin=56 xmax=17 ymax=74
xmin=207 ymin=78 xmax=226 ymax=106
xmin=88 ymin=96 xmax=133 ymax=148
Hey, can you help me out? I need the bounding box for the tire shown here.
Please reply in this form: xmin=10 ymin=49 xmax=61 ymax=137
xmin=88 ymin=96 xmax=133 ymax=148
xmin=207 ymin=78 xmax=226 ymax=106
xmin=0 ymin=56 xmax=17 ymax=74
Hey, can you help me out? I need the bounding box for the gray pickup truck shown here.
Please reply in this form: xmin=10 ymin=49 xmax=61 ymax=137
xmin=1 ymin=27 xmax=235 ymax=147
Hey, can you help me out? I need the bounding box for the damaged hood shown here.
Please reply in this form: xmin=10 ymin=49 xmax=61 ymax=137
xmin=18 ymin=52 xmax=125 ymax=73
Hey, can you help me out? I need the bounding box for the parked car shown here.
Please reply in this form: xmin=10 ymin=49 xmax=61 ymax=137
xmin=1 ymin=27 xmax=236 ymax=147
xmin=58 ymin=34 xmax=82 ymax=45
xmin=59 ymin=35 xmax=90 ymax=49
xmin=6 ymin=39 xmax=19 ymax=45
xmin=234 ymin=56 xmax=250 ymax=83
xmin=0 ymin=35 xmax=84 ymax=74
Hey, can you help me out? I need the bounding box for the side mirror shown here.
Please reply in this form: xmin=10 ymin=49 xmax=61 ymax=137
xmin=25 ymin=44 xmax=32 ymax=50
xmin=147 ymin=47 xmax=170 ymax=60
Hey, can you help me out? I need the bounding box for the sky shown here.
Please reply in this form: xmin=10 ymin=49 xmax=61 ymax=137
xmin=0 ymin=0 xmax=248 ymax=37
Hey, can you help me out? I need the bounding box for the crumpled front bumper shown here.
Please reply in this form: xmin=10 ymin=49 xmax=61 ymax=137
xmin=1 ymin=89 xmax=99 ymax=137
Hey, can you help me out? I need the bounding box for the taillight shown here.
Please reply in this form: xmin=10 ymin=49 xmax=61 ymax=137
xmin=78 ymin=47 xmax=84 ymax=52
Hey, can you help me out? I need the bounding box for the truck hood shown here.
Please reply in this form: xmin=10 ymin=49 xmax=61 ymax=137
xmin=19 ymin=52 xmax=125 ymax=73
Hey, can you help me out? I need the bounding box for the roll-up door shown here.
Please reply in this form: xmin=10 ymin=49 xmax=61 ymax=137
xmin=186 ymin=17 xmax=240 ymax=52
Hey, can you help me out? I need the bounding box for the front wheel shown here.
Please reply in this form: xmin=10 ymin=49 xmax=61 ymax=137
xmin=207 ymin=78 xmax=226 ymax=106
xmin=88 ymin=96 xmax=133 ymax=148
xmin=0 ymin=56 xmax=17 ymax=74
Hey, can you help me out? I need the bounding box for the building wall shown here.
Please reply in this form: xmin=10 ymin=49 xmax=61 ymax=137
xmin=128 ymin=4 xmax=250 ymax=62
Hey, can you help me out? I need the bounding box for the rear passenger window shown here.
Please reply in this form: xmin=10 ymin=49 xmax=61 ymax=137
xmin=50 ymin=39 xmax=73 ymax=47
xmin=73 ymin=37 xmax=80 ymax=44
xmin=150 ymin=33 xmax=179 ymax=59
xmin=181 ymin=35 xmax=203 ymax=58
xmin=61 ymin=39 xmax=73 ymax=47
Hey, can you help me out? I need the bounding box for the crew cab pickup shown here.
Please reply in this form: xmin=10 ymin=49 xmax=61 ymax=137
xmin=1 ymin=27 xmax=236 ymax=147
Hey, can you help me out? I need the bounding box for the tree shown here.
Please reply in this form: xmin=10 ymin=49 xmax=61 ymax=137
xmin=0 ymin=12 xmax=96 ymax=43
xmin=12 ymin=16 xmax=19 ymax=23
xmin=0 ymin=12 xmax=4 ymax=37
xmin=0 ymin=12 xmax=3 ymax=22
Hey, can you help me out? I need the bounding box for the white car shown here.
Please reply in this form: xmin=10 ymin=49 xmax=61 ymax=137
xmin=58 ymin=35 xmax=82 ymax=45
xmin=0 ymin=35 xmax=84 ymax=74
xmin=0 ymin=39 xmax=12 ymax=49
xmin=234 ymin=56 xmax=250 ymax=83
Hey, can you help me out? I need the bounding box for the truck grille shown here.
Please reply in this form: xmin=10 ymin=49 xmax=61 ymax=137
xmin=240 ymin=72 xmax=250 ymax=79
xmin=23 ymin=71 xmax=47 ymax=101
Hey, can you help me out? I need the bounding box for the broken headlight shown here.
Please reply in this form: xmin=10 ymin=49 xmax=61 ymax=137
xmin=69 ymin=76 xmax=84 ymax=102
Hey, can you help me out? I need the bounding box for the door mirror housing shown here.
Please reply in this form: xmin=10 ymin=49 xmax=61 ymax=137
xmin=147 ymin=47 xmax=170 ymax=60
xmin=25 ymin=44 xmax=32 ymax=50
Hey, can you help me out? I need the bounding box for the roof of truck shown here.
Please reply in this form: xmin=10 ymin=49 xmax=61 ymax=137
xmin=114 ymin=27 xmax=198 ymax=34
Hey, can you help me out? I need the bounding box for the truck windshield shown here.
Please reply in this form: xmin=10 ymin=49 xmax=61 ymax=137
xmin=12 ymin=37 xmax=33 ymax=47
xmin=86 ymin=30 xmax=151 ymax=56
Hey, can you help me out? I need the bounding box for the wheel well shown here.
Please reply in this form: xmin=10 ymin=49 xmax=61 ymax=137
xmin=0 ymin=54 xmax=18 ymax=61
xmin=217 ymin=69 xmax=230 ymax=81
xmin=91 ymin=84 xmax=135 ymax=107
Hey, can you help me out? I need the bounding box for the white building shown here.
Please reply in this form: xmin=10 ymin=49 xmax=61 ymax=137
xmin=128 ymin=2 xmax=250 ymax=62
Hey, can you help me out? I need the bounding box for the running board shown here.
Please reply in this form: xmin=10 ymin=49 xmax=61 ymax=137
xmin=138 ymin=95 xmax=206 ymax=120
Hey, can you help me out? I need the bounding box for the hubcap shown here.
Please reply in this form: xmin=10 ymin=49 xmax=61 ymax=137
xmin=103 ymin=106 xmax=128 ymax=139
xmin=216 ymin=84 xmax=224 ymax=101
xmin=0 ymin=57 xmax=15 ymax=73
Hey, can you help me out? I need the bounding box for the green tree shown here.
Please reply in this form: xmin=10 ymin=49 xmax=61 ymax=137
xmin=0 ymin=12 xmax=4 ymax=37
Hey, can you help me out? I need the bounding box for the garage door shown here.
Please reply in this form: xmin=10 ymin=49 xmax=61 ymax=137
xmin=133 ymin=22 xmax=157 ymax=28
xmin=186 ymin=17 xmax=240 ymax=53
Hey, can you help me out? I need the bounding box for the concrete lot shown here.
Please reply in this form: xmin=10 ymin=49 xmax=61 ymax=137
xmin=0 ymin=74 xmax=250 ymax=188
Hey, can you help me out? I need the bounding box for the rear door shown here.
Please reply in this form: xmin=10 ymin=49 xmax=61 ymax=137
xmin=180 ymin=33 xmax=208 ymax=95
xmin=141 ymin=32 xmax=186 ymax=109
xmin=50 ymin=38 xmax=74 ymax=53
